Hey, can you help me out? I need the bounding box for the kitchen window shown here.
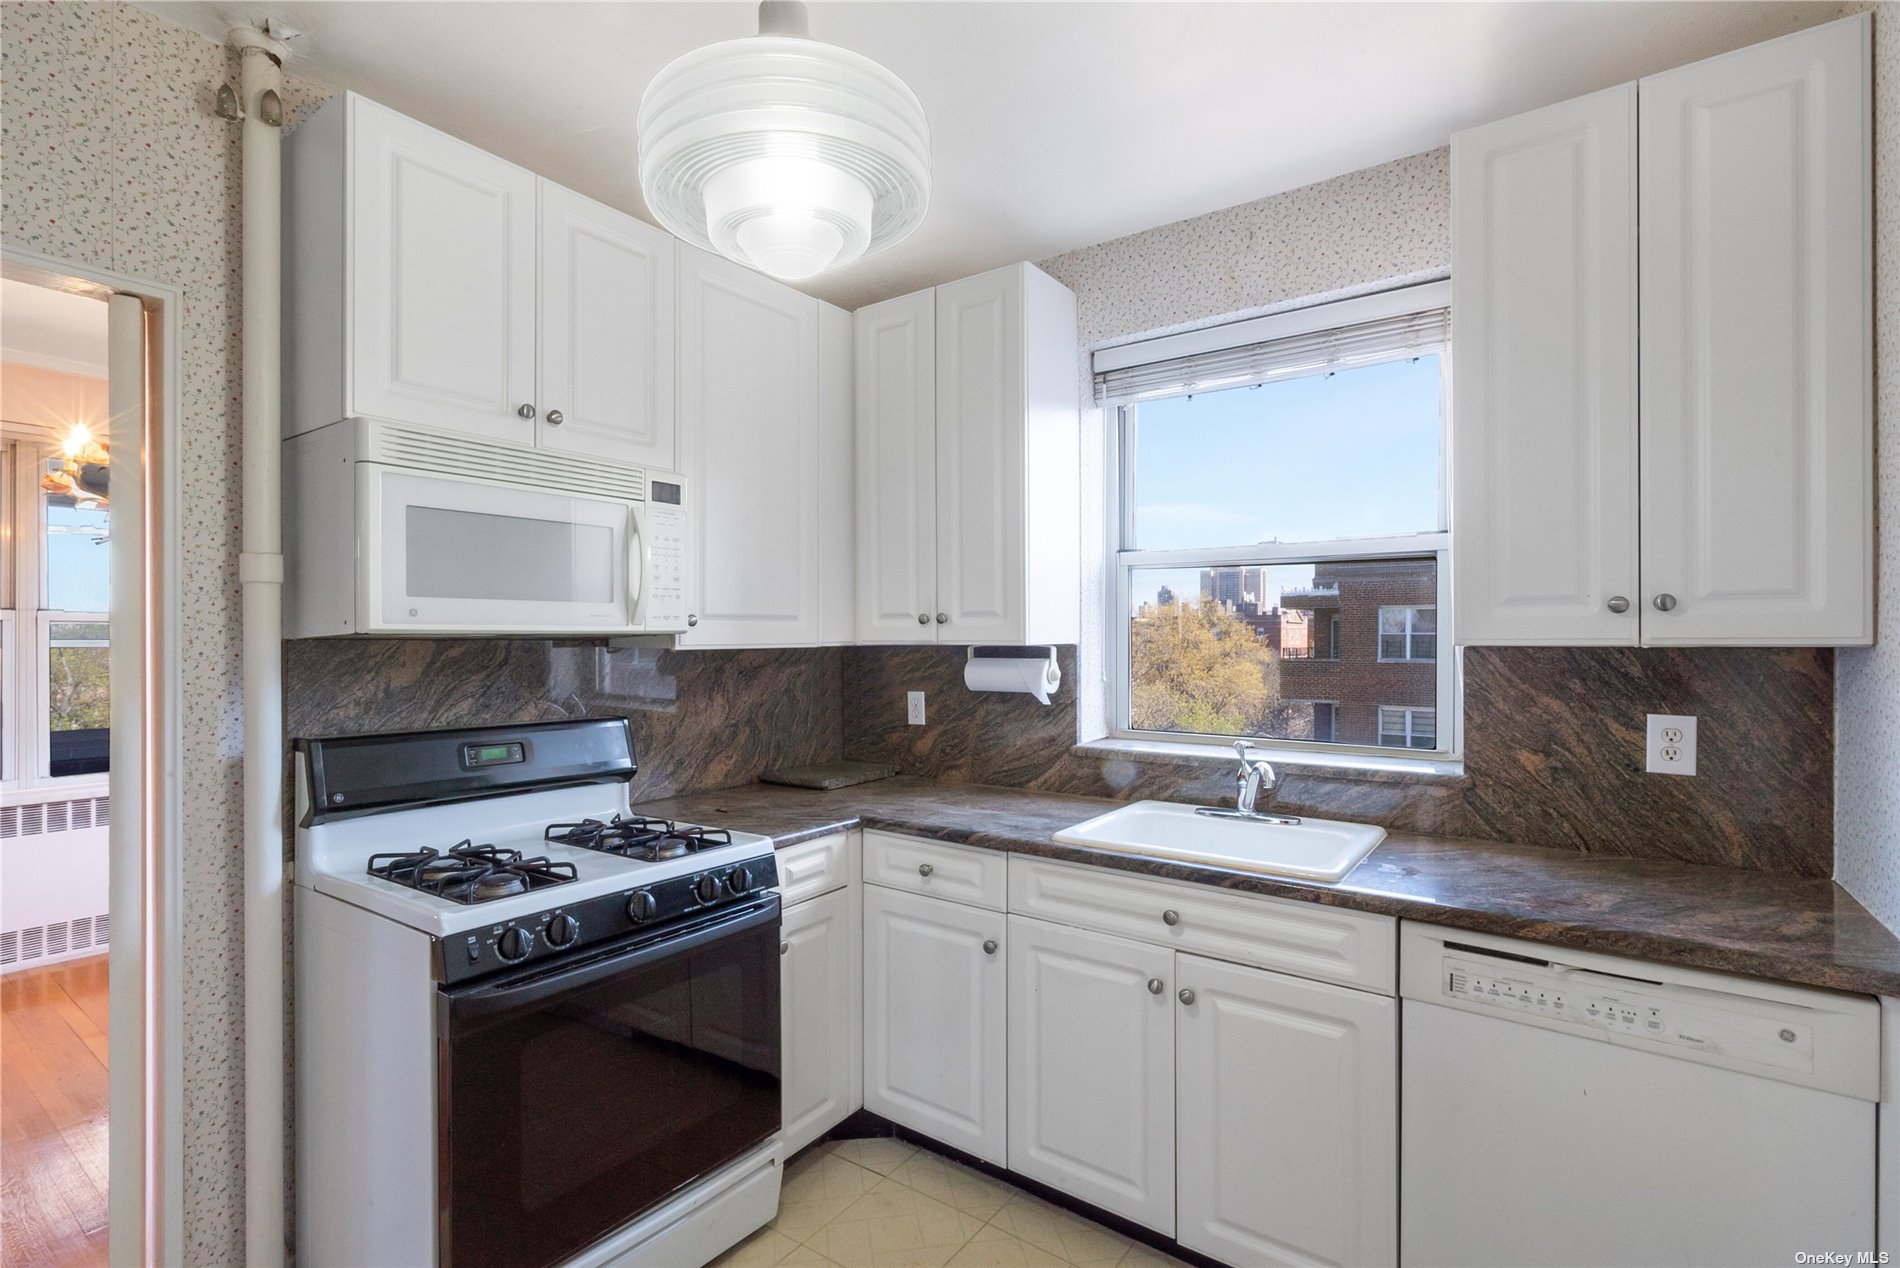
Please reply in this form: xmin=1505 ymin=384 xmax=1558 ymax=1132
xmin=1102 ymin=282 xmax=1455 ymax=760
xmin=1378 ymin=606 xmax=1437 ymax=663
xmin=2 ymin=433 xmax=110 ymax=789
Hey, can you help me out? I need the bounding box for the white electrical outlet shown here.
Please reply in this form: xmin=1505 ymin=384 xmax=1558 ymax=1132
xmin=1645 ymin=713 xmax=1697 ymax=776
xmin=907 ymin=691 xmax=927 ymax=726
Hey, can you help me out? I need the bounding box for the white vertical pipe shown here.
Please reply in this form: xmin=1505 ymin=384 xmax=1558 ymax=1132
xmin=230 ymin=25 xmax=288 ymax=1268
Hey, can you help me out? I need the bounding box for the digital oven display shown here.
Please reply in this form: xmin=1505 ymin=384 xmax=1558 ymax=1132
xmin=651 ymin=482 xmax=682 ymax=505
xmin=462 ymin=742 xmax=525 ymax=769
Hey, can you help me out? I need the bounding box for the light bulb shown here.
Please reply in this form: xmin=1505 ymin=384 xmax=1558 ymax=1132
xmin=61 ymin=422 xmax=92 ymax=458
xmin=701 ymin=155 xmax=873 ymax=280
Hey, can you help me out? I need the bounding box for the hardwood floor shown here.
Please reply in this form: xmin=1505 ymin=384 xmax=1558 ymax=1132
xmin=1 ymin=957 xmax=109 ymax=1268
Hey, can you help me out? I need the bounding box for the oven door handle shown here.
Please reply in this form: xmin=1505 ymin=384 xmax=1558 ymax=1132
xmin=446 ymin=896 xmax=779 ymax=1021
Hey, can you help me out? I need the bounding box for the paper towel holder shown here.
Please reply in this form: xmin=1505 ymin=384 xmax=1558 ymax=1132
xmin=964 ymin=644 xmax=1062 ymax=705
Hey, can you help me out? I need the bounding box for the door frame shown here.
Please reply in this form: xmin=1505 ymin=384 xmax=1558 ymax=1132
xmin=3 ymin=241 xmax=187 ymax=1266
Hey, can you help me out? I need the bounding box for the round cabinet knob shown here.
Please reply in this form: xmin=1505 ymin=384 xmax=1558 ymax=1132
xmin=917 ymin=613 xmax=931 ymax=625
xmin=726 ymin=866 xmax=753 ymax=894
xmin=694 ymin=874 xmax=723 ymax=904
xmin=1607 ymin=595 xmax=1631 ymax=614
xmin=918 ymin=863 xmax=934 ymax=878
xmin=1653 ymin=593 xmax=1678 ymax=612
xmin=1161 ymin=909 xmax=1180 ymax=927
xmin=983 ymin=939 xmax=999 ymax=956
xmin=1178 ymin=988 xmax=1196 ymax=1005
xmin=1147 ymin=977 xmax=1165 ymax=995
xmin=496 ymin=926 xmax=533 ymax=962
xmin=935 ymin=613 xmax=947 ymax=624
xmin=545 ymin=409 xmax=564 ymax=426
xmin=517 ymin=404 xmax=536 ymax=420
xmin=626 ymin=889 xmax=659 ymax=923
xmin=781 ymin=942 xmax=790 ymax=956
xmin=686 ymin=614 xmax=699 ymax=628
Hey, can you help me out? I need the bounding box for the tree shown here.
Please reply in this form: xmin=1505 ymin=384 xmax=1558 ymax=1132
xmin=49 ymin=644 xmax=110 ymax=732
xmin=1129 ymin=599 xmax=1300 ymax=738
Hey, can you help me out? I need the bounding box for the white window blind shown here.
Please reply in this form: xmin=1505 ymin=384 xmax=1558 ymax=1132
xmin=1093 ymin=305 xmax=1449 ymax=405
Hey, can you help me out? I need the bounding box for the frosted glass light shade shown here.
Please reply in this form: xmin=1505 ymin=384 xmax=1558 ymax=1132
xmin=639 ymin=33 xmax=929 ymax=280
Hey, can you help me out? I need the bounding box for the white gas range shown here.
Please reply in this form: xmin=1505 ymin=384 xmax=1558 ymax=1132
xmin=294 ymin=718 xmax=785 ymax=1268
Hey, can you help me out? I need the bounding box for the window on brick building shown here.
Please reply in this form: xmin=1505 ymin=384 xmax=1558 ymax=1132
xmin=1378 ymin=706 xmax=1437 ymax=750
xmin=1101 ymin=283 xmax=1455 ymax=759
xmin=1377 ymin=606 xmax=1436 ymax=663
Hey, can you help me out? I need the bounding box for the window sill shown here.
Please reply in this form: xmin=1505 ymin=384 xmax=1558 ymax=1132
xmin=1075 ymin=736 xmax=1466 ymax=784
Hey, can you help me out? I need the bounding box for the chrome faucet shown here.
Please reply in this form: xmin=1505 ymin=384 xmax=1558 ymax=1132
xmin=1195 ymin=741 xmax=1302 ymax=825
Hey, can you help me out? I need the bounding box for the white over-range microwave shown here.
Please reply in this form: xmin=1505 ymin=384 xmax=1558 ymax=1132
xmin=283 ymin=418 xmax=688 ymax=638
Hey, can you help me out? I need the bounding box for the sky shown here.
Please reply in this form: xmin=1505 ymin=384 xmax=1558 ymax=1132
xmin=1128 ymin=355 xmax=1441 ymax=608
xmin=47 ymin=502 xmax=111 ymax=612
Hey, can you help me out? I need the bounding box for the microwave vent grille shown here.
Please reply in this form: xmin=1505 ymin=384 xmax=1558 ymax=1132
xmin=367 ymin=423 xmax=647 ymax=501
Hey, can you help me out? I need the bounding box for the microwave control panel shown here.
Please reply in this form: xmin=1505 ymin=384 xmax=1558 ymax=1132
xmin=642 ymin=476 xmax=688 ymax=631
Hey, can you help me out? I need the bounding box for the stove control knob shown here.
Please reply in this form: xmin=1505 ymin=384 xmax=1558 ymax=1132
xmin=544 ymin=914 xmax=580 ymax=948
xmin=626 ymin=890 xmax=659 ymax=924
xmin=694 ymin=874 xmax=723 ymax=904
xmin=496 ymin=926 xmax=533 ymax=963
xmin=726 ymin=866 xmax=753 ymax=895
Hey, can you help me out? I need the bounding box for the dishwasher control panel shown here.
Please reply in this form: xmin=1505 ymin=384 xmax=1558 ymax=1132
xmin=1441 ymin=954 xmax=1816 ymax=1076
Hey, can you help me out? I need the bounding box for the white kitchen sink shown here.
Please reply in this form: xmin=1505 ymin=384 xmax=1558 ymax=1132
xmin=1052 ymin=799 xmax=1386 ymax=883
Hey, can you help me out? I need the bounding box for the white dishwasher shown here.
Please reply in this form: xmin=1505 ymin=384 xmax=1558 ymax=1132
xmin=1400 ymin=922 xmax=1880 ymax=1267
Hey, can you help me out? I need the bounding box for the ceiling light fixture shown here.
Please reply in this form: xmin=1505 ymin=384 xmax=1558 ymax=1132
xmin=638 ymin=0 xmax=930 ymax=282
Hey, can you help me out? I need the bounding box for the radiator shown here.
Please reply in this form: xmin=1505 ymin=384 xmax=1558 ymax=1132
xmin=1 ymin=792 xmax=111 ymax=972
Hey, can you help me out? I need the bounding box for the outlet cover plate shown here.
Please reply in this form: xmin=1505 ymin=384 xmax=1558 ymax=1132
xmin=1645 ymin=713 xmax=1697 ymax=776
xmin=907 ymin=691 xmax=926 ymax=726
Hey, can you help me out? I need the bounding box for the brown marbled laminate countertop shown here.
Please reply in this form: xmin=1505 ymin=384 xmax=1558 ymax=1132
xmin=634 ymin=776 xmax=1900 ymax=998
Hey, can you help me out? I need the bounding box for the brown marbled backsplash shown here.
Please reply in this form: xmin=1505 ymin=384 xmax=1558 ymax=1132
xmin=285 ymin=637 xmax=1833 ymax=876
xmin=840 ymin=644 xmax=1835 ymax=877
xmin=284 ymin=640 xmax=844 ymax=802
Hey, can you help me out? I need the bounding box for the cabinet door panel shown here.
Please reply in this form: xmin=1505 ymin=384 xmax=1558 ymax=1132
xmin=1638 ymin=16 xmax=1871 ymax=645
xmin=1452 ymin=85 xmax=1639 ymax=645
xmin=782 ymin=889 xmax=860 ymax=1155
xmin=1007 ymin=917 xmax=1174 ymax=1234
xmin=935 ymin=268 xmax=1024 ymax=644
xmin=348 ymin=97 xmax=537 ymax=443
xmin=854 ymin=290 xmax=939 ymax=642
xmin=676 ymin=245 xmax=822 ymax=646
xmin=1176 ymin=954 xmax=1396 ymax=1268
xmin=537 ymin=182 xmax=676 ymax=468
xmin=862 ymin=885 xmax=1006 ymax=1165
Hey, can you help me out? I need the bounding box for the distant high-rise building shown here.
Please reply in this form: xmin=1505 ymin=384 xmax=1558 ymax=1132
xmin=1199 ymin=566 xmax=1265 ymax=615
xmin=1156 ymin=585 xmax=1176 ymax=606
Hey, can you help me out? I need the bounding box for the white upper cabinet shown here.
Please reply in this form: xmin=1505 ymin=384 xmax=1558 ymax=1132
xmin=675 ymin=243 xmax=826 ymax=648
xmin=1007 ymin=916 xmax=1175 ymax=1235
xmin=854 ymin=290 xmax=938 ymax=642
xmin=1450 ymin=15 xmax=1872 ymax=648
xmin=340 ymin=95 xmax=539 ymax=444
xmin=536 ymin=182 xmax=677 ymax=469
xmin=853 ymin=263 xmax=1080 ymax=646
xmin=1452 ymin=85 xmax=1639 ymax=646
xmin=1638 ymin=15 xmax=1872 ymax=646
xmin=286 ymin=93 xmax=679 ymax=467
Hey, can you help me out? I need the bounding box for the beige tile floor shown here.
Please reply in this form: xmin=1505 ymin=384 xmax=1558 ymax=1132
xmin=710 ymin=1138 xmax=1195 ymax=1268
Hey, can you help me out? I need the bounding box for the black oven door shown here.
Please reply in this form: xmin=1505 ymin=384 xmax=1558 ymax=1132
xmin=436 ymin=895 xmax=781 ymax=1268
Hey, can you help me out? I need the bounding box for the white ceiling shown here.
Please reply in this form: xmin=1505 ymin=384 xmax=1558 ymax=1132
xmin=142 ymin=1 xmax=1843 ymax=311
xmin=1 ymin=279 xmax=110 ymax=376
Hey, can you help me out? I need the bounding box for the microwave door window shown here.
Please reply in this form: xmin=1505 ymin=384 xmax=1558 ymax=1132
xmin=405 ymin=505 xmax=614 ymax=604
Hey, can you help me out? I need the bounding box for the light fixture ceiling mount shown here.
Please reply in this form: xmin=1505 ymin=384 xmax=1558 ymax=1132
xmin=638 ymin=0 xmax=931 ymax=282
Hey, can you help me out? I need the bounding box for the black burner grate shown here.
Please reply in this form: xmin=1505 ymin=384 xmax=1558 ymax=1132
xmin=545 ymin=814 xmax=735 ymax=862
xmin=367 ymin=841 xmax=578 ymax=905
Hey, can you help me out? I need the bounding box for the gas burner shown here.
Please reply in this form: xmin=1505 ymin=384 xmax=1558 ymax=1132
xmin=545 ymin=814 xmax=736 ymax=863
xmin=367 ymin=841 xmax=578 ymax=905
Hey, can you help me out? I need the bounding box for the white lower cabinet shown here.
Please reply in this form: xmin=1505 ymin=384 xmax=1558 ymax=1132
xmin=862 ymin=883 xmax=1008 ymax=1165
xmin=1175 ymin=953 xmax=1397 ymax=1268
xmin=1007 ymin=916 xmax=1175 ymax=1234
xmin=781 ymin=884 xmax=862 ymax=1156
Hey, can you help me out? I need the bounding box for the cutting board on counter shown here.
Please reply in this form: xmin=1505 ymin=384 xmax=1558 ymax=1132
xmin=759 ymin=761 xmax=898 ymax=791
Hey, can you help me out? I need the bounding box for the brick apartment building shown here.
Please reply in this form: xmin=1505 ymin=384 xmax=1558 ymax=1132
xmin=1276 ymin=558 xmax=1438 ymax=749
